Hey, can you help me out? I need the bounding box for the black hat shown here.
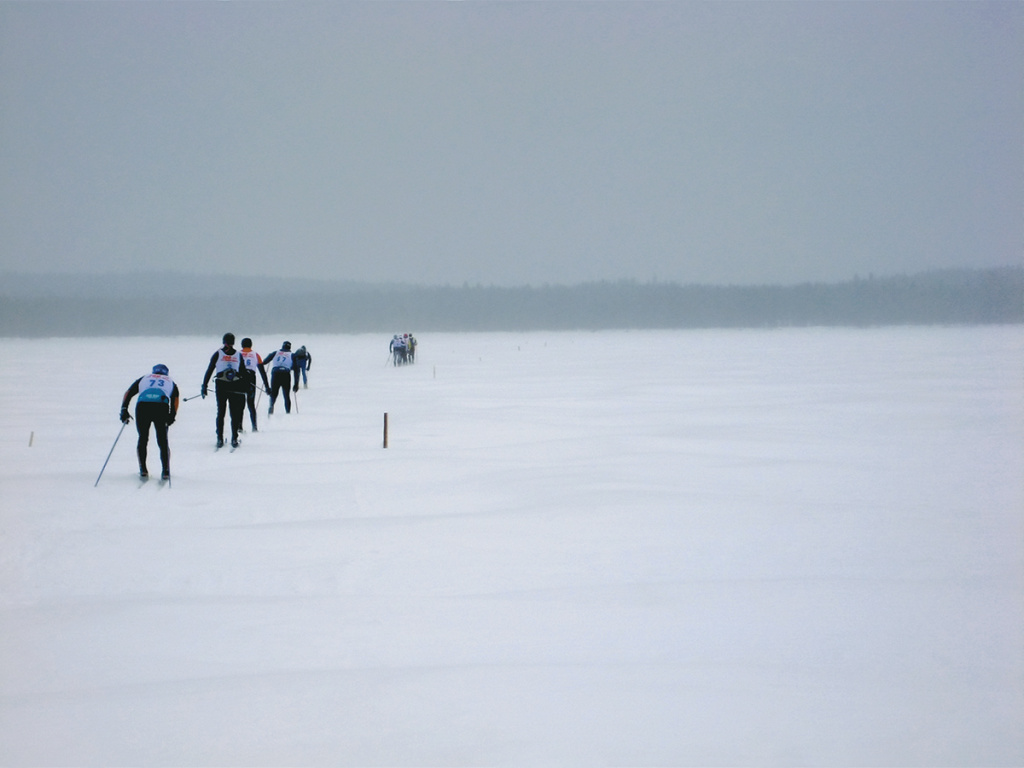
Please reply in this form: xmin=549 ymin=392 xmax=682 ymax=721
xmin=282 ymin=341 xmax=292 ymax=351
xmin=241 ymin=337 xmax=252 ymax=348
xmin=223 ymin=332 xmax=235 ymax=345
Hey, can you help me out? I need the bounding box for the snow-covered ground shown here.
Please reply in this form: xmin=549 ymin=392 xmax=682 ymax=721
xmin=1 ymin=327 xmax=1022 ymax=766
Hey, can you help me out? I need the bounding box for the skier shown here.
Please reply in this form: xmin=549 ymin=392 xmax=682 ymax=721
xmin=389 ymin=334 xmax=407 ymax=366
xmin=239 ymin=337 xmax=271 ymax=432
xmin=294 ymin=345 xmax=312 ymax=388
xmin=406 ymin=333 xmax=417 ymax=363
xmin=120 ymin=364 xmax=179 ymax=481
xmin=263 ymin=340 xmax=299 ymax=414
xmin=201 ymin=332 xmax=247 ymax=448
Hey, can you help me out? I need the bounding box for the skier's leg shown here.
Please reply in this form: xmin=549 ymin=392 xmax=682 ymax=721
xmin=229 ymin=393 xmax=245 ymax=441
xmin=135 ymin=411 xmax=151 ymax=475
xmin=246 ymin=388 xmax=258 ymax=429
xmin=268 ymin=375 xmax=280 ymax=414
xmin=215 ymin=384 xmax=228 ymax=441
xmin=154 ymin=419 xmax=170 ymax=476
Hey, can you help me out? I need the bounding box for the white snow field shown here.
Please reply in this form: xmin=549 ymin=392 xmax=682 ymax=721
xmin=1 ymin=327 xmax=1022 ymax=767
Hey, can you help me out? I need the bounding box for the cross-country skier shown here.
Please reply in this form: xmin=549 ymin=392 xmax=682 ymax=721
xmin=239 ymin=337 xmax=271 ymax=432
xmin=389 ymin=334 xmax=407 ymax=365
xmin=294 ymin=345 xmax=312 ymax=388
xmin=262 ymin=340 xmax=299 ymax=415
xmin=201 ymin=332 xmax=247 ymax=448
xmin=121 ymin=363 xmax=179 ymax=481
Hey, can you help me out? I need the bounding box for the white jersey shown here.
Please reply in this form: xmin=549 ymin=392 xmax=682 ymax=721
xmin=138 ymin=373 xmax=175 ymax=404
xmin=270 ymin=350 xmax=293 ymax=370
xmin=240 ymin=350 xmax=261 ymax=372
xmin=215 ymin=349 xmax=243 ymax=380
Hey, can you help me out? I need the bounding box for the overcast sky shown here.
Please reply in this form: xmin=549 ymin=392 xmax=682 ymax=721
xmin=1 ymin=2 xmax=1021 ymax=287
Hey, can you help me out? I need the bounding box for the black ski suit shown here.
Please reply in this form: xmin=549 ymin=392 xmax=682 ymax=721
xmin=202 ymin=345 xmax=248 ymax=442
xmin=263 ymin=348 xmax=298 ymax=414
xmin=121 ymin=375 xmax=179 ymax=477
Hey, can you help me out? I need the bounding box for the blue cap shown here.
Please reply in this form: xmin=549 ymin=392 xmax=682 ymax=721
xmin=152 ymin=364 xmax=169 ymax=375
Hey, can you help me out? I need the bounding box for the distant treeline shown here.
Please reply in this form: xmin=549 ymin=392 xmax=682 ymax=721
xmin=1 ymin=267 xmax=1020 ymax=337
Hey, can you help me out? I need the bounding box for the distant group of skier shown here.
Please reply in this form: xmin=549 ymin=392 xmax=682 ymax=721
xmin=389 ymin=333 xmax=417 ymax=366
xmin=118 ymin=333 xmax=313 ymax=482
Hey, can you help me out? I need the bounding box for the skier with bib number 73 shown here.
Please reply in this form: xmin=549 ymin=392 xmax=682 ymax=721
xmin=120 ymin=364 xmax=179 ymax=481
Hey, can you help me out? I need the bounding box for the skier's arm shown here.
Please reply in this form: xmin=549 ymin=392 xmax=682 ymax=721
xmin=120 ymin=378 xmax=141 ymax=421
xmin=201 ymin=351 xmax=218 ymax=394
xmin=169 ymin=384 xmax=180 ymax=423
xmin=121 ymin=379 xmax=140 ymax=407
xmin=256 ymin=354 xmax=270 ymax=390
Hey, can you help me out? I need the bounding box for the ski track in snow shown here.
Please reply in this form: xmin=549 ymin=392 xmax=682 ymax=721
xmin=1 ymin=327 xmax=1022 ymax=766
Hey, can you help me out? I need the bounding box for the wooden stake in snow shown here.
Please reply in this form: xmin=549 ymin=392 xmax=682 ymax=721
xmin=29 ymin=431 xmax=34 ymax=447
xmin=383 ymin=412 xmax=389 ymax=449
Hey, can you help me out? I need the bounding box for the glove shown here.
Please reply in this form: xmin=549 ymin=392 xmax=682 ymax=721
xmin=167 ymin=415 xmax=175 ymax=426
xmin=120 ymin=408 xmax=130 ymax=424
xmin=293 ymin=384 xmax=299 ymax=392
xmin=201 ymin=384 xmax=208 ymax=399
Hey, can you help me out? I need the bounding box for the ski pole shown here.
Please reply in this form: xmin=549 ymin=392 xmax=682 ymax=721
xmin=183 ymin=393 xmax=204 ymax=402
xmin=94 ymin=419 xmax=129 ymax=487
